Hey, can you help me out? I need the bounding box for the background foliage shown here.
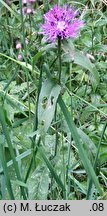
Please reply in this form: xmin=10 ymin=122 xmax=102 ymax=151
xmin=0 ymin=0 xmax=107 ymax=200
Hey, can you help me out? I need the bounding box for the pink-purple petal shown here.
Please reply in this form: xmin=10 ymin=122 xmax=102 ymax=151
xmin=41 ymin=5 xmax=84 ymax=42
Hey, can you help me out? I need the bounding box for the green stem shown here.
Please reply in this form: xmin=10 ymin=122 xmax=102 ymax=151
xmin=58 ymin=37 xmax=61 ymax=83
xmin=52 ymin=38 xmax=62 ymax=157
xmin=32 ymin=69 xmax=42 ymax=168
xmin=24 ymin=137 xmax=41 ymax=183
xmin=54 ymin=105 xmax=59 ymax=157
xmin=19 ymin=0 xmax=31 ymax=119
xmin=19 ymin=0 xmax=27 ymax=56
xmin=62 ymin=134 xmax=66 ymax=199
xmin=33 ymin=69 xmax=42 ymax=134
xmin=29 ymin=14 xmax=32 ymax=36
xmin=66 ymin=63 xmax=72 ymax=197
xmin=91 ymin=8 xmax=94 ymax=56
xmin=6 ymin=8 xmax=12 ymax=49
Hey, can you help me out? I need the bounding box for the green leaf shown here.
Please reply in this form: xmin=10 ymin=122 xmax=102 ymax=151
xmin=0 ymin=149 xmax=32 ymax=174
xmin=0 ymin=107 xmax=27 ymax=199
xmin=0 ymin=0 xmax=20 ymax=21
xmin=0 ymin=90 xmax=28 ymax=117
xmin=77 ymin=128 xmax=97 ymax=156
xmin=12 ymin=180 xmax=28 ymax=188
xmin=28 ymin=166 xmax=49 ymax=199
xmin=38 ymin=146 xmax=65 ymax=192
xmin=0 ymin=144 xmax=14 ymax=199
xmin=63 ymin=40 xmax=99 ymax=90
xmin=38 ymin=79 xmax=61 ymax=135
xmin=58 ymin=95 xmax=103 ymax=196
xmin=74 ymin=53 xmax=99 ymax=90
xmin=70 ymin=175 xmax=87 ymax=195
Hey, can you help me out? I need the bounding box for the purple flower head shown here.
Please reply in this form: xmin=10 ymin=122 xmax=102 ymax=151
xmin=41 ymin=5 xmax=84 ymax=42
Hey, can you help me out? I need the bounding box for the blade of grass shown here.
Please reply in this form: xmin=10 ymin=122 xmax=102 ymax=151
xmin=58 ymin=95 xmax=103 ymax=196
xmin=1 ymin=175 xmax=6 ymax=199
xmin=24 ymin=137 xmax=41 ymax=183
xmin=0 ymin=149 xmax=32 ymax=174
xmin=0 ymin=0 xmax=20 ymax=21
xmin=19 ymin=0 xmax=31 ymax=119
xmin=0 ymin=107 xmax=27 ymax=199
xmin=0 ymin=52 xmax=39 ymax=75
xmin=0 ymin=144 xmax=14 ymax=199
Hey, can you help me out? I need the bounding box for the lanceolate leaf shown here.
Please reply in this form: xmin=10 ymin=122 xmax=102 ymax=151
xmin=38 ymin=79 xmax=61 ymax=136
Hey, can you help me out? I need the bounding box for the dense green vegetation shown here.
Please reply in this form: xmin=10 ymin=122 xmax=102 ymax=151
xmin=0 ymin=0 xmax=107 ymax=200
